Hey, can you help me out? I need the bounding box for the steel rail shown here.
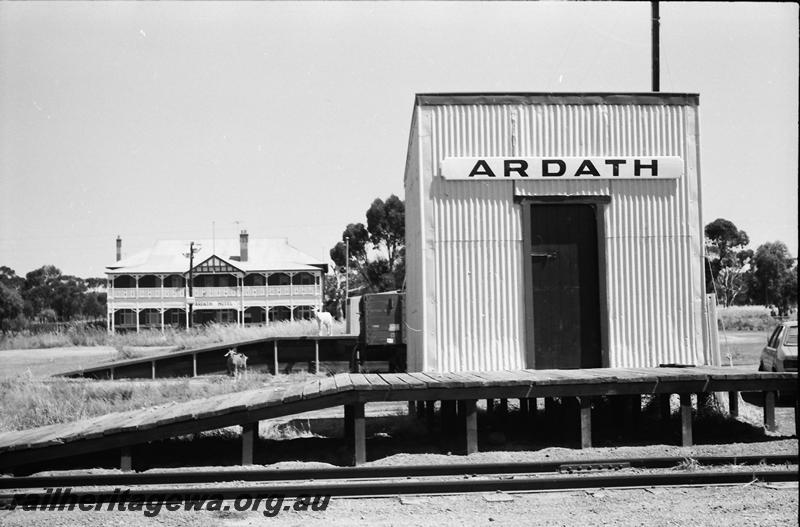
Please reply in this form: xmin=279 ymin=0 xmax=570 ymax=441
xmin=1 ymin=454 xmax=796 ymax=490
xmin=1 ymin=469 xmax=797 ymax=502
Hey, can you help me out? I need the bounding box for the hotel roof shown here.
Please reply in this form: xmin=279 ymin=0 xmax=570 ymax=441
xmin=106 ymin=238 xmax=327 ymax=275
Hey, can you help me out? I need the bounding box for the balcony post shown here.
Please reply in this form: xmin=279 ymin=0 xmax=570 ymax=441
xmin=289 ymin=272 xmax=295 ymax=321
xmin=240 ymin=275 xmax=244 ymax=327
xmin=318 ymin=271 xmax=323 ymax=308
xmin=135 ymin=275 xmax=140 ymax=333
xmin=160 ymin=275 xmax=165 ymax=332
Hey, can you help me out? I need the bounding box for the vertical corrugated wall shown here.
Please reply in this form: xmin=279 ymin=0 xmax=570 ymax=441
xmin=427 ymin=105 xmax=527 ymax=372
xmin=405 ymin=97 xmax=704 ymax=372
xmin=403 ymin=109 xmax=425 ymax=372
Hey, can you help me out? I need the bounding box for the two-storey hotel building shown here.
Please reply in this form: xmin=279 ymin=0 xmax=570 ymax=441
xmin=106 ymin=231 xmax=327 ymax=332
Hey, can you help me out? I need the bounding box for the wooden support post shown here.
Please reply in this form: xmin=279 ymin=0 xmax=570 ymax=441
xmin=463 ymin=399 xmax=478 ymax=455
xmin=680 ymin=393 xmax=693 ymax=447
xmin=486 ymin=399 xmax=494 ymax=417
xmin=241 ymin=422 xmax=257 ymax=465
xmin=526 ymin=398 xmax=538 ymax=433
xmin=659 ymin=394 xmax=671 ymax=422
xmin=620 ymin=395 xmax=633 ymax=433
xmin=416 ymin=400 xmax=426 ymax=418
xmin=110 ymin=367 xmax=115 ymax=381
xmin=622 ymin=394 xmax=641 ymax=433
xmin=763 ymin=391 xmax=776 ymax=432
xmin=529 ymin=398 xmax=539 ymax=419
xmin=631 ymin=394 xmax=641 ymax=423
xmin=407 ymin=401 xmax=416 ymax=417
xmin=348 ymin=402 xmax=366 ymax=466
xmin=151 ymin=361 xmax=156 ymax=380
xmin=426 ymin=400 xmax=436 ymax=429
xmin=441 ymin=400 xmax=456 ymax=436
xmin=314 ymin=340 xmax=320 ymax=374
xmin=519 ymin=398 xmax=528 ymax=416
xmin=192 ymin=353 xmax=197 ymax=378
xmin=579 ymin=396 xmax=592 ymax=449
xmin=273 ymin=340 xmax=279 ymax=376
xmin=728 ymin=391 xmax=739 ymax=418
xmin=344 ymin=404 xmax=353 ymax=441
xmin=499 ymin=398 xmax=509 ymax=418
xmin=120 ymin=446 xmax=132 ymax=472
xmin=544 ymin=397 xmax=556 ymax=434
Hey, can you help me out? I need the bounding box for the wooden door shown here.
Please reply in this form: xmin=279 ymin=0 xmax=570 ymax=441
xmin=529 ymin=204 xmax=601 ymax=369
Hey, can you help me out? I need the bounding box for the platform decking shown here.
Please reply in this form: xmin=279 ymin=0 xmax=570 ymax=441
xmin=1 ymin=367 xmax=796 ymax=471
xmin=56 ymin=335 xmax=360 ymax=379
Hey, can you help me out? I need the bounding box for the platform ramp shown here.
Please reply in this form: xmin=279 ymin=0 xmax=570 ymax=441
xmin=1 ymin=367 xmax=796 ymax=472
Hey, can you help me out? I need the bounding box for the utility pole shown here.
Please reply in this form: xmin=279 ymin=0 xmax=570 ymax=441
xmin=344 ymin=236 xmax=350 ymax=317
xmin=184 ymin=241 xmax=201 ymax=329
xmin=652 ymin=0 xmax=660 ymax=92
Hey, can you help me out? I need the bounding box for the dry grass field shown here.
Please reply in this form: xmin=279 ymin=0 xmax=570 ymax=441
xmin=0 ymin=320 xmax=348 ymax=351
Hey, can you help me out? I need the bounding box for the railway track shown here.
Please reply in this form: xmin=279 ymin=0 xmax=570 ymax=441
xmin=1 ymin=455 xmax=796 ymax=501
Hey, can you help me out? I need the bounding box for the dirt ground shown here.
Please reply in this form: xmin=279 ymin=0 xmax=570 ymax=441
xmin=1 ymin=481 xmax=797 ymax=526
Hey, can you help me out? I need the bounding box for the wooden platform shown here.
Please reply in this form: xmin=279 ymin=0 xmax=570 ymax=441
xmin=1 ymin=367 xmax=796 ymax=472
xmin=56 ymin=335 xmax=360 ymax=379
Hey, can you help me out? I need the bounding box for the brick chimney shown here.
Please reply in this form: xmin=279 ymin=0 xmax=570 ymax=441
xmin=116 ymin=236 xmax=122 ymax=261
xmin=239 ymin=230 xmax=249 ymax=262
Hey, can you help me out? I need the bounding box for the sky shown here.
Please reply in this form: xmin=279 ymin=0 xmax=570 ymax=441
xmin=0 ymin=2 xmax=797 ymax=279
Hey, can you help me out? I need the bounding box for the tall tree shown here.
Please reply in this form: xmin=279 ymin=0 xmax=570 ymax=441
xmin=21 ymin=266 xmax=91 ymax=321
xmin=366 ymin=195 xmax=405 ymax=271
xmin=704 ymin=218 xmax=752 ymax=306
xmin=0 ymin=266 xmax=24 ymax=290
xmin=22 ymin=265 xmax=64 ymax=317
xmin=748 ymin=241 xmax=796 ymax=314
xmin=0 ymin=282 xmax=24 ymax=332
xmin=330 ymin=195 xmax=405 ymax=298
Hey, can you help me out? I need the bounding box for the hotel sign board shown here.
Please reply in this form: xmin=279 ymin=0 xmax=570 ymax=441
xmin=441 ymin=157 xmax=683 ymax=180
xmin=195 ymin=300 xmax=237 ymax=308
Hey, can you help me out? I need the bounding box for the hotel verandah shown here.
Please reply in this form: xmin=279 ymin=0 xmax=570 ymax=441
xmin=106 ymin=231 xmax=327 ymax=332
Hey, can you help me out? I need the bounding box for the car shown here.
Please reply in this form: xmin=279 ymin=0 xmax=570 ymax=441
xmin=759 ymin=320 xmax=798 ymax=372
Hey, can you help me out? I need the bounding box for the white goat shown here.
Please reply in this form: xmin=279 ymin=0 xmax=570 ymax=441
xmin=313 ymin=306 xmax=333 ymax=336
xmin=224 ymin=348 xmax=248 ymax=380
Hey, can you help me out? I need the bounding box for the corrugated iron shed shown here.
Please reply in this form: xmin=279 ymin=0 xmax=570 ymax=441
xmin=404 ymin=93 xmax=706 ymax=372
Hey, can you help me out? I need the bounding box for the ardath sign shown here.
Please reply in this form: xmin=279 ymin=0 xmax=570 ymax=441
xmin=441 ymin=157 xmax=683 ymax=180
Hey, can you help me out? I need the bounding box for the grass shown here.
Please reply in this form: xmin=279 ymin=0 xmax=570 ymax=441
xmin=717 ymin=305 xmax=792 ymax=332
xmin=0 ymin=371 xmax=320 ymax=433
xmin=0 ymin=320 xmax=346 ymax=352
xmin=717 ymin=331 xmax=769 ymax=367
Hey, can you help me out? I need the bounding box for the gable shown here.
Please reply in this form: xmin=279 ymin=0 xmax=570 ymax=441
xmin=191 ymin=255 xmax=243 ymax=275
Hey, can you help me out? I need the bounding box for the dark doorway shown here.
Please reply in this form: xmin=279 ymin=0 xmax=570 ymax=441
xmin=527 ymin=203 xmax=602 ymax=369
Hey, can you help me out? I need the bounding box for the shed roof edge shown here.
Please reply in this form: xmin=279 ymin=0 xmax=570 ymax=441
xmin=415 ymin=92 xmax=699 ymax=106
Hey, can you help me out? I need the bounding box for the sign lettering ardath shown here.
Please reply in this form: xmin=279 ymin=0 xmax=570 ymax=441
xmin=441 ymin=157 xmax=683 ymax=180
